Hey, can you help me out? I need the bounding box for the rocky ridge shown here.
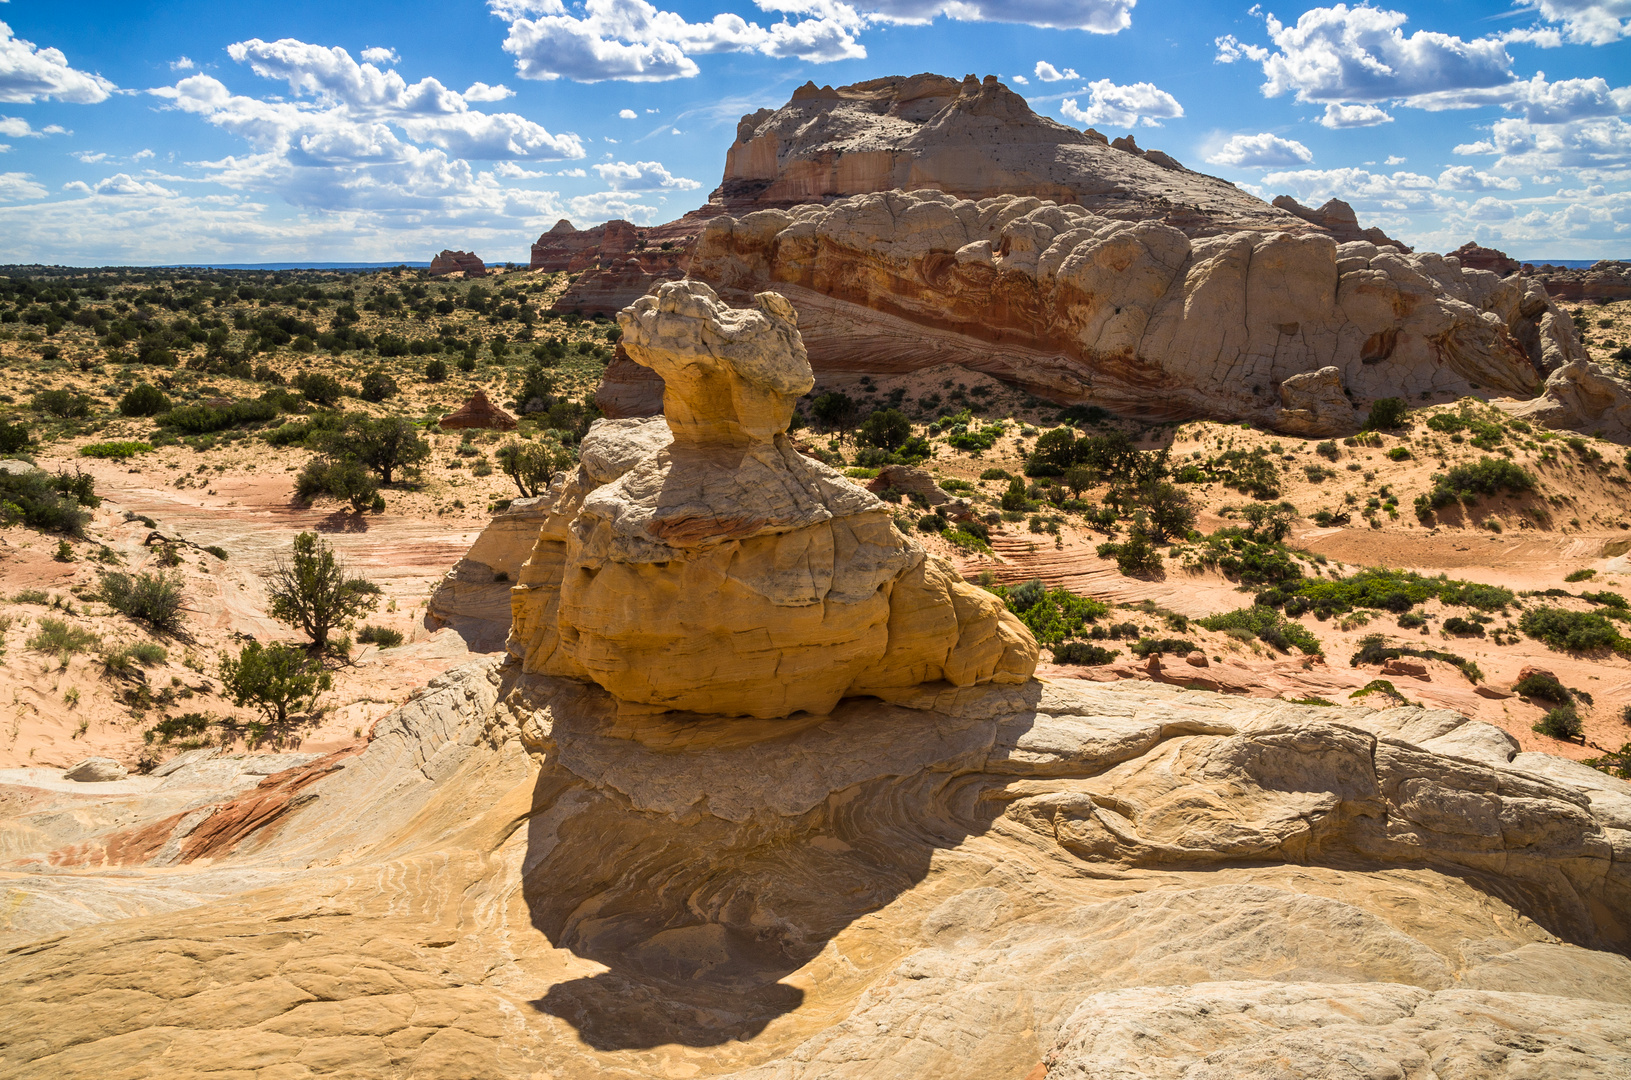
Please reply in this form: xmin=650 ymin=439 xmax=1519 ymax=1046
xmin=428 ymin=249 xmax=486 ymax=277
xmin=690 ymin=188 xmax=1592 ymax=434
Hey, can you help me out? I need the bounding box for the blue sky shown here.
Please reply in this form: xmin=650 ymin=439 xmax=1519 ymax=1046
xmin=0 ymin=0 xmax=1627 ymax=264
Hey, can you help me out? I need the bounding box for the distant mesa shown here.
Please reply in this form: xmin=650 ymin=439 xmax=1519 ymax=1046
xmin=439 ymin=388 xmax=516 ymax=431
xmin=429 ymin=249 xmax=487 ymax=277
xmin=1523 ymin=259 xmax=1631 ymax=304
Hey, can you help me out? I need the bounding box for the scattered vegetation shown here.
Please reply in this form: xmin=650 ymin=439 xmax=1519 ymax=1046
xmin=218 ymin=642 xmax=333 ymax=732
xmin=267 ymin=531 xmax=381 ymax=652
xmin=98 ymin=569 xmax=187 ymax=633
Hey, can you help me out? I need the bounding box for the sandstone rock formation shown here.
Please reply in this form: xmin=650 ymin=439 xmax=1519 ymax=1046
xmin=1503 ymin=352 xmax=1631 ymax=440
xmin=592 ymin=349 xmax=666 ymax=418
xmin=427 ymin=249 xmax=486 ymax=277
xmin=437 ymin=388 xmax=516 ymax=431
xmin=1527 ymin=259 xmax=1631 ymax=303
xmin=690 ymin=189 xmax=1587 ymax=431
xmin=1451 ymin=240 xmax=1521 ymax=276
xmin=719 ymin=74 xmax=1302 ymax=238
xmin=1275 ymin=365 xmax=1358 ymax=436
xmin=3 ymin=664 xmax=1629 ymax=1077
xmin=530 ymin=214 xmax=706 ymax=315
xmin=508 ymin=280 xmax=1035 ymax=717
xmin=62 ymin=757 xmax=126 ymax=782
xmin=1273 ymin=195 xmax=1410 ymax=250
xmin=426 ymin=496 xmax=552 ymax=650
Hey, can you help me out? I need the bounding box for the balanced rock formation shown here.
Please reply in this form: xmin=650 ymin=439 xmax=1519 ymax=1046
xmin=509 ymin=279 xmax=1035 ymax=717
xmin=427 ymin=249 xmax=486 ymax=277
xmin=689 ymin=189 xmax=1585 ymax=433
xmin=437 ymin=388 xmax=516 ymax=431
xmin=3 ymin=662 xmax=1630 ymax=1077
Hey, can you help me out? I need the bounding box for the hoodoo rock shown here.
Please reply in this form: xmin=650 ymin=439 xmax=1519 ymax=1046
xmin=509 ymin=280 xmax=1036 ymax=717
xmin=689 ymin=189 xmax=1583 ymax=429
xmin=428 ymin=249 xmax=486 ymax=277
xmin=438 ymin=388 xmax=517 ymax=431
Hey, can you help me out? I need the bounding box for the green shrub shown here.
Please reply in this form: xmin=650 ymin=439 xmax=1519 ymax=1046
xmin=1585 ymin=743 xmax=1631 ymax=779
xmin=356 ymin=624 xmax=404 ymax=648
xmin=1397 ymin=612 xmax=1426 ymax=629
xmin=295 ymin=372 xmax=346 ymax=406
xmin=294 ymin=455 xmax=378 ymax=511
xmin=1386 ymin=446 xmax=1411 ymax=461
xmin=1364 ymin=398 xmax=1407 ymax=430
xmin=1423 ymin=457 xmax=1536 ymax=509
xmin=79 ymin=441 xmax=153 ymax=460
xmin=99 ymin=570 xmax=186 ymax=633
xmin=1349 ymin=632 xmax=1483 ymax=683
xmin=267 ymin=531 xmax=380 ymax=651
xmin=159 ymin=397 xmax=279 ymax=434
xmin=1351 ymin=679 xmax=1408 ymax=703
xmin=858 ymin=408 xmax=912 ymax=451
xmin=0 ymin=467 xmax=98 ymax=536
xmin=1564 ymin=568 xmax=1597 ymax=583
xmin=118 ymin=383 xmax=172 ymax=417
xmin=26 ymin=617 xmax=99 ymax=662
xmin=1519 ymin=606 xmax=1629 ymax=654
xmin=1314 ymin=440 xmax=1339 ymax=460
xmin=1512 ymin=671 xmax=1571 ymax=703
xmin=1098 ymin=533 xmax=1163 ymax=576
xmin=105 ymin=641 xmax=169 ymax=671
xmin=1129 ymin=636 xmax=1195 ymax=658
xmin=359 ymin=370 xmax=398 ymax=402
xmin=992 ymin=579 xmax=1108 ymax=644
xmin=979 ymin=468 xmax=1014 ymax=481
xmin=33 ymin=389 xmax=92 ymax=418
xmin=144 ymin=712 xmax=212 ymax=745
xmin=218 ymin=642 xmax=332 ymax=730
xmin=1197 ymin=605 xmax=1323 ymax=656
xmin=1052 ymin=641 xmax=1120 ymax=665
xmin=1534 ymin=704 xmax=1583 ymax=741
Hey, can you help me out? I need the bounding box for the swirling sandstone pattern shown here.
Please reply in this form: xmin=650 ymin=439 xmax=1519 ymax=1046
xmin=690 ymin=190 xmax=1592 ymax=434
xmin=507 ymin=280 xmax=1035 ymax=717
xmin=2 ymin=663 xmax=1628 ymax=1077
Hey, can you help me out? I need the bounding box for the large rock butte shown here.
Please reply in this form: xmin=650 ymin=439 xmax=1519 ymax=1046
xmin=508 ymin=280 xmax=1036 ymax=717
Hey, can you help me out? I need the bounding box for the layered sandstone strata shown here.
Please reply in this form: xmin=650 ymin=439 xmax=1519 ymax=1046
xmin=508 ymin=280 xmax=1036 ymax=717
xmin=689 ymin=189 xmax=1598 ymax=434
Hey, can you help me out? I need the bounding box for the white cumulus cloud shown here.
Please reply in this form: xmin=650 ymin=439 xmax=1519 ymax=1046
xmin=860 ymin=0 xmax=1136 ymax=33
xmin=171 ymin=56 xmax=196 ymax=72
xmin=0 ymin=170 xmax=45 ymax=200
xmin=1059 ymin=79 xmax=1182 ymax=128
xmin=360 ymin=47 xmax=400 ymax=65
xmin=1034 ymin=61 xmax=1078 ymax=82
xmin=618 ymin=107 xmax=638 ymax=118
xmin=1205 ymin=132 xmax=1313 ymax=168
xmin=1521 ymin=0 xmax=1631 ymax=45
xmin=1320 ymin=103 xmax=1393 ymax=128
xmin=592 ymin=158 xmax=699 ymax=189
xmin=0 ymin=20 xmax=116 ymax=104
xmin=463 ymin=81 xmax=515 ymax=101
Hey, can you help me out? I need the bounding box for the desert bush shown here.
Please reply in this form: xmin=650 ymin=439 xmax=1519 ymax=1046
xmin=1565 ymin=568 xmax=1597 ymax=583
xmin=1512 ymin=671 xmax=1571 ymax=703
xmin=267 ymin=531 xmax=380 ymax=651
xmin=991 ymin=578 xmax=1108 ymax=645
xmin=1363 ymin=397 xmax=1407 ymax=430
xmin=358 ymin=370 xmax=398 ymax=403
xmin=810 ymin=392 xmax=855 ymax=427
xmin=0 ymin=420 xmax=29 ymax=453
xmin=356 ymin=624 xmax=404 ymax=648
xmin=858 ymin=408 xmax=911 ymax=451
xmin=144 ymin=712 xmax=212 ymax=745
xmin=294 ymin=455 xmax=378 ymax=511
xmin=1097 ymin=532 xmax=1163 ymax=576
xmin=1519 ymin=606 xmax=1629 ymax=654
xmin=1534 ymin=704 xmax=1583 ymax=741
xmin=294 ymin=372 xmax=346 ymax=407
xmin=98 ymin=569 xmax=186 ymax=633
xmin=27 ymin=617 xmax=99 ymax=662
xmin=496 ymin=439 xmax=573 ymax=497
xmin=159 ymin=397 xmax=280 ymax=434
xmin=1129 ymin=636 xmax=1196 ymax=658
xmin=1197 ymin=605 xmax=1322 ymax=656
xmin=324 ymin=415 xmax=429 ymax=484
xmin=33 ymin=389 xmax=92 ymax=418
xmin=118 ymin=383 xmax=171 ymax=417
xmin=1442 ymin=616 xmax=1485 ymax=636
xmin=219 ymin=642 xmax=332 ymax=730
xmin=79 ymin=441 xmax=152 ymax=460
xmin=423 ymin=359 xmax=448 ymax=382
xmin=1314 ymin=440 xmax=1339 ymax=460
xmin=0 ymin=467 xmax=98 ymax=536
xmin=1052 ymin=641 xmax=1119 ymax=665
xmin=1423 ymin=457 xmax=1536 ymax=509
xmin=1349 ymin=632 xmax=1483 ymax=683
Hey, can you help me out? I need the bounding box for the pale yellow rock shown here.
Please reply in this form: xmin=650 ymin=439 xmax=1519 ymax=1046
xmin=509 ymin=280 xmax=1036 ymax=717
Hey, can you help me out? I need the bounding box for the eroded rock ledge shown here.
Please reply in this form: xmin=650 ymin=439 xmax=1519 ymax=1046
xmin=690 ymin=189 xmax=1596 ymax=435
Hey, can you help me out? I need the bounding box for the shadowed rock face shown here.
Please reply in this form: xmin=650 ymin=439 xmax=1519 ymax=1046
xmin=688 ymin=189 xmax=1597 ymax=433
xmin=2 ymin=663 xmax=1628 ymax=1077
xmin=507 ymin=280 xmax=1036 ymax=717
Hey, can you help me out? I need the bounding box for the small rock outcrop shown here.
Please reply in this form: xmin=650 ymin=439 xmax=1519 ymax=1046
xmin=509 ymin=280 xmax=1036 ymax=717
xmin=1272 ymin=195 xmax=1410 ymax=251
xmin=1526 ymin=259 xmax=1631 ymax=303
xmin=63 ymin=757 xmax=127 ymax=782
xmin=1451 ymin=241 xmax=1521 ymax=276
xmin=438 ymin=388 xmax=517 ymax=431
xmin=428 ymin=249 xmax=486 ymax=277
xmin=1275 ymin=365 xmax=1358 ymax=436
xmin=426 ymin=496 xmax=551 ymax=651
xmin=690 ymin=189 xmax=1588 ymax=431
